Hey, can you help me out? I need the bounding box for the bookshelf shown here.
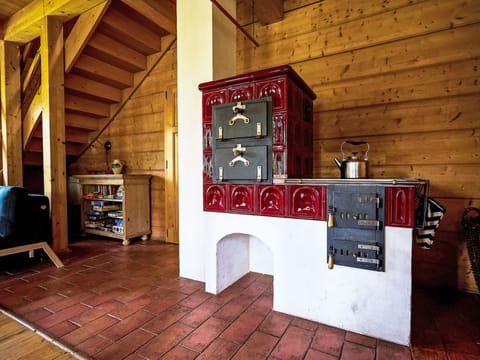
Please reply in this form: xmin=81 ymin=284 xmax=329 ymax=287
xmin=74 ymin=174 xmax=151 ymax=245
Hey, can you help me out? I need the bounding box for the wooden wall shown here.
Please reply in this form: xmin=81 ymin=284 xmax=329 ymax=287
xmin=68 ymin=46 xmax=177 ymax=241
xmin=236 ymin=0 xmax=480 ymax=291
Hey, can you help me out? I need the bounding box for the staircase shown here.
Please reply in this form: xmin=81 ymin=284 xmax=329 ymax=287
xmin=18 ymin=0 xmax=176 ymax=166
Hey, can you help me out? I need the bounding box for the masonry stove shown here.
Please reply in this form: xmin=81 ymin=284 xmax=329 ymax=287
xmin=198 ymin=66 xmax=428 ymax=346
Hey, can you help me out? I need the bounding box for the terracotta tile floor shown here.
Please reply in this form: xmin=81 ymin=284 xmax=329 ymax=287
xmin=1 ymin=238 xmax=479 ymax=359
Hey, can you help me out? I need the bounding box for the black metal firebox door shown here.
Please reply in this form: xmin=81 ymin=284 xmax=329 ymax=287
xmin=326 ymin=185 xmax=385 ymax=271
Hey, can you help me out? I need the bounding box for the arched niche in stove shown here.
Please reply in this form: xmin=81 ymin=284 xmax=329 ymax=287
xmin=216 ymin=233 xmax=273 ymax=294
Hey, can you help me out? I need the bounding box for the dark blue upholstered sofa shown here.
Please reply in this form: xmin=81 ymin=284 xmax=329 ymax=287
xmin=0 ymin=186 xmax=63 ymax=267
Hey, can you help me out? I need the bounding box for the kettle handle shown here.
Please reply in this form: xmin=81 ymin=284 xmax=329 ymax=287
xmin=340 ymin=140 xmax=370 ymax=160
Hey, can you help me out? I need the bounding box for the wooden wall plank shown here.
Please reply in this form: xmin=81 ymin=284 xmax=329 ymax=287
xmin=295 ymin=24 xmax=480 ymax=86
xmin=237 ymin=0 xmax=479 ymax=72
xmin=314 ymin=95 xmax=479 ymax=139
xmin=313 ymin=58 xmax=480 ymax=111
xmin=316 ymin=130 xmax=480 ymax=167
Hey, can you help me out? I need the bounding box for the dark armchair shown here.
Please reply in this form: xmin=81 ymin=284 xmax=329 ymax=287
xmin=0 ymin=186 xmax=63 ymax=268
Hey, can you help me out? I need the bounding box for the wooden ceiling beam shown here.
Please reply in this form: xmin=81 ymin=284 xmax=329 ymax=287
xmin=2 ymin=0 xmax=110 ymax=44
xmin=64 ymin=0 xmax=111 ymax=73
xmin=120 ymin=0 xmax=176 ymax=35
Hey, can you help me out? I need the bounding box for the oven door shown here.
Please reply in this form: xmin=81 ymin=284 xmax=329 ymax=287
xmin=212 ymin=97 xmax=271 ymax=140
xmin=213 ymin=144 xmax=268 ymax=183
xmin=327 ymin=185 xmax=385 ymax=271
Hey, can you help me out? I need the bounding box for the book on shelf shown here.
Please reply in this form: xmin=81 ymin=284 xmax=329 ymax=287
xmin=107 ymin=210 xmax=123 ymax=219
xmin=83 ymin=184 xmax=123 ymax=200
xmin=87 ymin=209 xmax=108 ymax=216
xmin=87 ymin=215 xmax=108 ymax=221
xmin=92 ymin=204 xmax=122 ymax=212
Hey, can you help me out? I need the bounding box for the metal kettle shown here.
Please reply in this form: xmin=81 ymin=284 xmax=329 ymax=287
xmin=334 ymin=140 xmax=370 ymax=179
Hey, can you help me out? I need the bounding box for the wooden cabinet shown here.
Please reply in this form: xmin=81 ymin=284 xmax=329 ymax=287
xmin=75 ymin=174 xmax=151 ymax=245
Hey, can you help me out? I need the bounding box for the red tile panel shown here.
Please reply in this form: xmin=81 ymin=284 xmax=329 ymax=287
xmin=204 ymin=184 xmax=228 ymax=212
xmin=385 ymin=186 xmax=415 ymax=227
xmin=258 ymin=185 xmax=287 ymax=217
xmin=289 ymin=185 xmax=326 ymax=220
xmin=229 ymin=185 xmax=255 ymax=213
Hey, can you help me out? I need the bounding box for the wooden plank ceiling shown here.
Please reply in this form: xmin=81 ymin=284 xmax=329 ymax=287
xmin=0 ymin=0 xmax=283 ymax=167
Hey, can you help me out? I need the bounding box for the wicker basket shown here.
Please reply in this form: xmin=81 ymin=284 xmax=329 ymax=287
xmin=462 ymin=207 xmax=480 ymax=290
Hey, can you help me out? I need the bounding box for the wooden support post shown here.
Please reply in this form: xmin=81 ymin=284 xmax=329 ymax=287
xmin=40 ymin=16 xmax=68 ymax=251
xmin=0 ymin=41 xmax=23 ymax=186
